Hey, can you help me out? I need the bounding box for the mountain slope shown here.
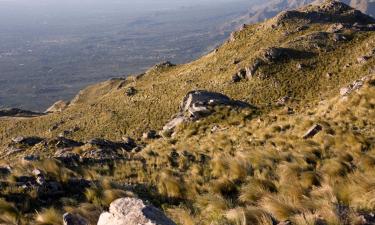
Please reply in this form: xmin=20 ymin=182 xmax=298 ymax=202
xmin=0 ymin=1 xmax=374 ymax=224
xmin=1 ymin=0 xmax=374 ymax=149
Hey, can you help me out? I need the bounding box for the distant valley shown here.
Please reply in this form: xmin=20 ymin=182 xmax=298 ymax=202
xmin=0 ymin=0 xmax=253 ymax=111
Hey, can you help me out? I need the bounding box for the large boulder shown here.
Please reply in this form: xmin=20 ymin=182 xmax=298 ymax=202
xmin=163 ymin=90 xmax=251 ymax=133
xmin=97 ymin=198 xmax=176 ymax=225
xmin=180 ymin=90 xmax=249 ymax=118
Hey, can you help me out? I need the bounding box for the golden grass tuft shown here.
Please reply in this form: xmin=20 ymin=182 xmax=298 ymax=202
xmin=35 ymin=208 xmax=62 ymax=225
xmin=259 ymin=195 xmax=300 ymax=221
xmin=0 ymin=199 xmax=21 ymax=225
xmin=157 ymin=170 xmax=184 ymax=199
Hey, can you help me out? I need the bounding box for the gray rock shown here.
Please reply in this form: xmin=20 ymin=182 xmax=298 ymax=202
xmin=163 ymin=90 xmax=251 ymax=133
xmin=245 ymin=59 xmax=263 ymax=79
xmin=50 ymin=137 xmax=83 ymax=149
xmin=231 ymin=73 xmax=241 ymax=83
xmin=303 ymin=124 xmax=323 ymax=139
xmin=357 ymin=56 xmax=371 ymax=64
xmin=340 ymin=76 xmax=370 ymax=97
xmin=54 ymin=149 xmax=81 ymax=165
xmin=63 ymin=213 xmax=88 ymax=225
xmin=333 ymin=33 xmax=348 ymax=42
xmin=126 ymin=87 xmax=137 ymax=96
xmin=11 ymin=136 xmax=44 ymax=146
xmin=143 ymin=130 xmax=158 ymax=140
xmin=87 ymin=138 xmax=126 ymax=150
xmin=81 ymin=149 xmax=120 ymax=162
xmin=327 ymin=23 xmax=345 ymax=33
xmin=23 ymin=155 xmax=40 ymax=162
xmin=276 ymin=96 xmax=291 ymax=106
xmin=162 ymin=116 xmax=187 ymax=133
xmin=181 ymin=91 xmax=249 ymax=117
xmin=97 ymin=198 xmax=176 ymax=225
xmin=121 ymin=137 xmax=137 ymax=150
xmin=153 ymin=61 xmax=175 ymax=70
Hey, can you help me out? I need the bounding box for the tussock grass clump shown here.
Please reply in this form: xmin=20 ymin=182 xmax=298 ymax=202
xmin=259 ymin=195 xmax=300 ymax=221
xmin=35 ymin=208 xmax=62 ymax=225
xmin=225 ymin=207 xmax=273 ymax=225
xmin=157 ymin=170 xmax=184 ymax=199
xmin=0 ymin=199 xmax=21 ymax=225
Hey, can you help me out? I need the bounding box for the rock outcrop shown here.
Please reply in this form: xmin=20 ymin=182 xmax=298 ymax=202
xmin=163 ymin=90 xmax=251 ymax=133
xmin=271 ymin=0 xmax=375 ymax=27
xmin=340 ymin=75 xmax=373 ymax=97
xmin=97 ymin=198 xmax=176 ymax=225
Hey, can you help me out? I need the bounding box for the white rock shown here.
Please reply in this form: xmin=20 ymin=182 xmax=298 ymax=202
xmin=97 ymin=198 xmax=176 ymax=225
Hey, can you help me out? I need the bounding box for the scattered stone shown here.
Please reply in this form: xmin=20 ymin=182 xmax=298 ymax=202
xmin=153 ymin=61 xmax=175 ymax=70
xmin=296 ymin=63 xmax=305 ymax=70
xmin=276 ymin=96 xmax=291 ymax=106
xmin=87 ymin=138 xmax=133 ymax=151
xmin=50 ymin=137 xmax=83 ymax=149
xmin=245 ymin=59 xmax=263 ymax=79
xmin=162 ymin=116 xmax=187 ymax=133
xmin=264 ymin=47 xmax=285 ymax=62
xmin=32 ymin=169 xmax=43 ymax=177
xmin=54 ymin=149 xmax=81 ymax=165
xmin=326 ymin=73 xmax=333 ymax=78
xmin=343 ymin=63 xmax=351 ymax=69
xmin=231 ymin=74 xmax=241 ymax=83
xmin=121 ymin=137 xmax=137 ymax=150
xmin=357 ymin=56 xmax=371 ymax=64
xmin=11 ymin=136 xmax=44 ymax=146
xmin=63 ymin=213 xmax=88 ymax=225
xmin=233 ymin=59 xmax=240 ymax=65
xmin=296 ymin=25 xmax=309 ymax=32
xmin=303 ymin=124 xmax=323 ymax=139
xmin=229 ymin=31 xmax=236 ymax=42
xmin=45 ymin=100 xmax=68 ymax=113
xmin=97 ymin=198 xmax=176 ymax=225
xmin=327 ymin=23 xmax=345 ymax=33
xmin=126 ymin=87 xmax=137 ymax=96
xmin=333 ymin=33 xmax=348 ymax=42
xmin=143 ymin=130 xmax=158 ymax=140
xmin=23 ymin=155 xmax=40 ymax=162
xmin=81 ymin=149 xmax=120 ymax=162
xmin=340 ymin=77 xmax=369 ymax=97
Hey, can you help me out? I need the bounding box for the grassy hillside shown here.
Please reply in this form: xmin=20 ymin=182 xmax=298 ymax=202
xmin=0 ymin=1 xmax=374 ymax=224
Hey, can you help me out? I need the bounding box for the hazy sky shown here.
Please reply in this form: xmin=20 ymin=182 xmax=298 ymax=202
xmin=0 ymin=0 xmax=251 ymax=30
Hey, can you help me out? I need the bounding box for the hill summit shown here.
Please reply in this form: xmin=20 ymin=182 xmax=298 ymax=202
xmin=0 ymin=1 xmax=374 ymax=224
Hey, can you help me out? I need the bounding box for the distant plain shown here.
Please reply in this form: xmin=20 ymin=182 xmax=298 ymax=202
xmin=0 ymin=0 xmax=255 ymax=110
